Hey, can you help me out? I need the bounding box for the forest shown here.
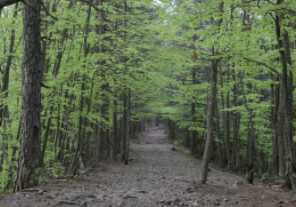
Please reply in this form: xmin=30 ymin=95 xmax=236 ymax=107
xmin=0 ymin=0 xmax=296 ymax=206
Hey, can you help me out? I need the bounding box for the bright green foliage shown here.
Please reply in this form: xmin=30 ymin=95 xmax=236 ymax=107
xmin=0 ymin=0 xmax=296 ymax=191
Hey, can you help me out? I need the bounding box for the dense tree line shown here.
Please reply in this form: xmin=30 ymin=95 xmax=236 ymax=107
xmin=0 ymin=0 xmax=296 ymax=192
xmin=0 ymin=0 xmax=156 ymax=190
xmin=159 ymin=0 xmax=296 ymax=189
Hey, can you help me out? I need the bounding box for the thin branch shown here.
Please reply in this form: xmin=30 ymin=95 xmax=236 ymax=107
xmin=41 ymin=1 xmax=58 ymax=21
xmin=0 ymin=0 xmax=21 ymax=9
xmin=78 ymin=0 xmax=102 ymax=12
xmin=242 ymin=56 xmax=279 ymax=75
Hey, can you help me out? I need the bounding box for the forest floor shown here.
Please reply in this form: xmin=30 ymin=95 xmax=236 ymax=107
xmin=1 ymin=126 xmax=296 ymax=207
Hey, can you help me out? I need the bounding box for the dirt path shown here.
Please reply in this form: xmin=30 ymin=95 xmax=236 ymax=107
xmin=0 ymin=126 xmax=296 ymax=207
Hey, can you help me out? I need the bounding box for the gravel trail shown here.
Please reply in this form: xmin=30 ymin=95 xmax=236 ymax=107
xmin=0 ymin=126 xmax=295 ymax=207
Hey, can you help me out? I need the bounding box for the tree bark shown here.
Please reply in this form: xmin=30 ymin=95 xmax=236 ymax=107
xmin=200 ymin=51 xmax=218 ymax=184
xmin=274 ymin=4 xmax=296 ymax=188
xmin=191 ymin=74 xmax=198 ymax=154
xmin=246 ymin=109 xmax=256 ymax=184
xmin=15 ymin=0 xmax=42 ymax=190
xmin=122 ymin=90 xmax=130 ymax=165
xmin=113 ymin=99 xmax=120 ymax=159
xmin=271 ymin=75 xmax=280 ymax=176
xmin=231 ymin=71 xmax=241 ymax=171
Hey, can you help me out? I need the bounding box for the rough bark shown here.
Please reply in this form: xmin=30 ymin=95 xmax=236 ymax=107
xmin=274 ymin=4 xmax=296 ymax=188
xmin=15 ymin=0 xmax=42 ymax=190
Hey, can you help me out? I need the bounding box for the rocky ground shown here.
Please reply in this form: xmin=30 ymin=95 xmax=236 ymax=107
xmin=0 ymin=126 xmax=296 ymax=207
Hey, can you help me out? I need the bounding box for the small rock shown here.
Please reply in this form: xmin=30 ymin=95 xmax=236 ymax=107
xmin=192 ymin=201 xmax=198 ymax=206
xmin=137 ymin=190 xmax=148 ymax=194
xmin=171 ymin=147 xmax=177 ymax=151
xmin=123 ymin=194 xmax=137 ymax=199
xmin=223 ymin=198 xmax=229 ymax=202
xmin=214 ymin=199 xmax=221 ymax=206
xmin=80 ymin=201 xmax=88 ymax=207
xmin=232 ymin=180 xmax=244 ymax=188
xmin=185 ymin=187 xmax=195 ymax=193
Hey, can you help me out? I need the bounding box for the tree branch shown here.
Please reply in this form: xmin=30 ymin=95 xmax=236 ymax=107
xmin=242 ymin=56 xmax=279 ymax=75
xmin=78 ymin=0 xmax=101 ymax=12
xmin=0 ymin=0 xmax=21 ymax=9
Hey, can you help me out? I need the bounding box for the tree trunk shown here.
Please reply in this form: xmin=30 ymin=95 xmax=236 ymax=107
xmin=271 ymin=75 xmax=280 ymax=176
xmin=15 ymin=0 xmax=42 ymax=190
xmin=70 ymin=4 xmax=91 ymax=174
xmin=191 ymin=68 xmax=198 ymax=154
xmin=122 ymin=91 xmax=130 ymax=165
xmin=231 ymin=71 xmax=241 ymax=171
xmin=220 ymin=67 xmax=231 ymax=167
xmin=274 ymin=6 xmax=296 ymax=188
xmin=99 ymin=81 xmax=110 ymax=160
xmin=200 ymin=51 xmax=218 ymax=184
xmin=113 ymin=99 xmax=120 ymax=159
xmin=246 ymin=110 xmax=256 ymax=184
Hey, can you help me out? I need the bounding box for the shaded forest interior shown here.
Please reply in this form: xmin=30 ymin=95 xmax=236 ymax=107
xmin=1 ymin=0 xmax=296 ymax=196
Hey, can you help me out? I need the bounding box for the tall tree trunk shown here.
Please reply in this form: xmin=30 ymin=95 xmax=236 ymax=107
xmin=113 ymin=98 xmax=120 ymax=159
xmin=274 ymin=3 xmax=296 ymax=188
xmin=191 ymin=38 xmax=198 ymax=154
xmin=246 ymin=109 xmax=256 ymax=184
xmin=191 ymin=69 xmax=198 ymax=154
xmin=220 ymin=67 xmax=231 ymax=167
xmin=70 ymin=4 xmax=91 ymax=174
xmin=231 ymin=71 xmax=241 ymax=171
xmin=122 ymin=90 xmax=130 ymax=165
xmin=200 ymin=50 xmax=218 ymax=184
xmin=15 ymin=0 xmax=42 ymax=190
xmin=271 ymin=75 xmax=280 ymax=176
xmin=99 ymin=81 xmax=110 ymax=160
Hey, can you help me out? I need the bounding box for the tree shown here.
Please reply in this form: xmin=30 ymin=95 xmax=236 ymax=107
xmin=15 ymin=0 xmax=43 ymax=190
xmin=200 ymin=51 xmax=218 ymax=184
xmin=273 ymin=0 xmax=296 ymax=188
xmin=0 ymin=0 xmax=43 ymax=190
xmin=1 ymin=0 xmax=296 ymax=192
